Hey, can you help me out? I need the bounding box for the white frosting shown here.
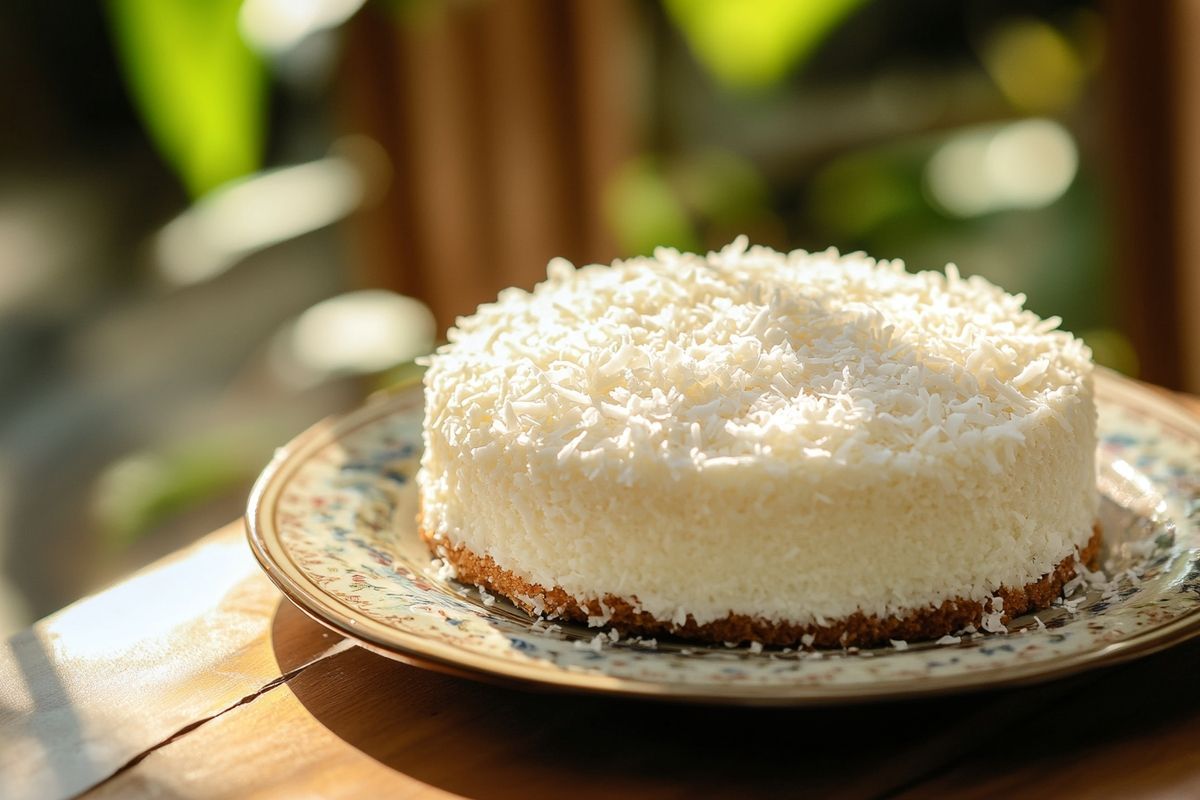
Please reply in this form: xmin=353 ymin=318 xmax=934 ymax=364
xmin=418 ymin=238 xmax=1097 ymax=625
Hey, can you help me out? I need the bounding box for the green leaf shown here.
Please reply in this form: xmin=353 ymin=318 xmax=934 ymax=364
xmin=108 ymin=0 xmax=265 ymax=197
xmin=663 ymin=0 xmax=866 ymax=89
xmin=604 ymin=157 xmax=700 ymax=256
xmin=374 ymin=358 xmax=429 ymax=394
xmin=95 ymin=446 xmax=247 ymax=549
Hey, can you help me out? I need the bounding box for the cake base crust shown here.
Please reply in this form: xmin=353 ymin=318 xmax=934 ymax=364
xmin=421 ymin=524 xmax=1102 ymax=648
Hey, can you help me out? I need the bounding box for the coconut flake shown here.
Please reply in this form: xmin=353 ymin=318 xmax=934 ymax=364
xmin=981 ymin=596 xmax=1008 ymax=634
xmin=431 ymin=558 xmax=457 ymax=582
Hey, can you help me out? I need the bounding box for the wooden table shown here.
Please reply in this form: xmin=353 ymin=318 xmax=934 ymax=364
xmin=4 ymin=388 xmax=1200 ymax=799
xmin=1 ymin=522 xmax=1198 ymax=800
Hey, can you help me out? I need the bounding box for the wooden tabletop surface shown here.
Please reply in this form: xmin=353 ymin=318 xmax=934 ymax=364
xmin=3 ymin=390 xmax=1200 ymax=800
xmin=1 ymin=525 xmax=1198 ymax=800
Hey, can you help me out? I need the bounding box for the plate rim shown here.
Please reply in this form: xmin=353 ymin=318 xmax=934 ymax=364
xmin=245 ymin=368 xmax=1200 ymax=706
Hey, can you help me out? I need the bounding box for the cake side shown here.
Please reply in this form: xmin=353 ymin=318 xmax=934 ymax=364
xmin=422 ymin=523 xmax=1102 ymax=647
xmin=421 ymin=389 xmax=1096 ymax=627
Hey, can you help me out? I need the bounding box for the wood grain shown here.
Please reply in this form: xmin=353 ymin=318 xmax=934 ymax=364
xmin=0 ymin=525 xmax=1193 ymax=800
xmin=75 ymin=599 xmax=1097 ymax=800
xmin=0 ymin=524 xmax=346 ymax=800
xmin=70 ymin=596 xmax=1200 ymax=800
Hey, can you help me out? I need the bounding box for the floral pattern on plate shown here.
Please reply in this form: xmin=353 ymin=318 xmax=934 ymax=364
xmin=247 ymin=370 xmax=1200 ymax=703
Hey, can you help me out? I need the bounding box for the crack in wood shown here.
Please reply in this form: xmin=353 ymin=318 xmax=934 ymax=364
xmin=72 ymin=639 xmax=355 ymax=799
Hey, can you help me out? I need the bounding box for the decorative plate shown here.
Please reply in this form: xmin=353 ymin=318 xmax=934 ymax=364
xmin=246 ymin=369 xmax=1200 ymax=705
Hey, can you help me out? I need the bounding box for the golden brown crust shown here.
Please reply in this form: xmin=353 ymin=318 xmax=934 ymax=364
xmin=421 ymin=523 xmax=1102 ymax=648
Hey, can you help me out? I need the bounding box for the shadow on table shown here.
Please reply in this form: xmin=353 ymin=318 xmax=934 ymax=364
xmin=2 ymin=628 xmax=98 ymax=800
xmin=269 ymin=601 xmax=1200 ymax=800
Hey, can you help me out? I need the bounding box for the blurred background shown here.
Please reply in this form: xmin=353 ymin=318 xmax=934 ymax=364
xmin=0 ymin=0 xmax=1195 ymax=634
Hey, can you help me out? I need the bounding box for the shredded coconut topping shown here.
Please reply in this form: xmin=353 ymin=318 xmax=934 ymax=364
xmin=423 ymin=238 xmax=1091 ymax=484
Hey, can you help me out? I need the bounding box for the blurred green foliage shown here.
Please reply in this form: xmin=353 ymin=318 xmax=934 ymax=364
xmin=605 ymin=151 xmax=781 ymax=256
xmin=107 ymin=0 xmax=265 ymax=197
xmin=605 ymin=156 xmax=701 ymax=255
xmin=374 ymin=359 xmax=428 ymax=394
xmin=981 ymin=17 xmax=1085 ymax=113
xmin=664 ymin=0 xmax=866 ymax=89
xmin=95 ymin=436 xmax=251 ymax=549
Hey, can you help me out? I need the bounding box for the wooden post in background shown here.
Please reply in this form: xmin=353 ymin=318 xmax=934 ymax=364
xmin=337 ymin=0 xmax=637 ymax=333
xmin=1104 ymin=0 xmax=1200 ymax=391
xmin=1173 ymin=0 xmax=1200 ymax=391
